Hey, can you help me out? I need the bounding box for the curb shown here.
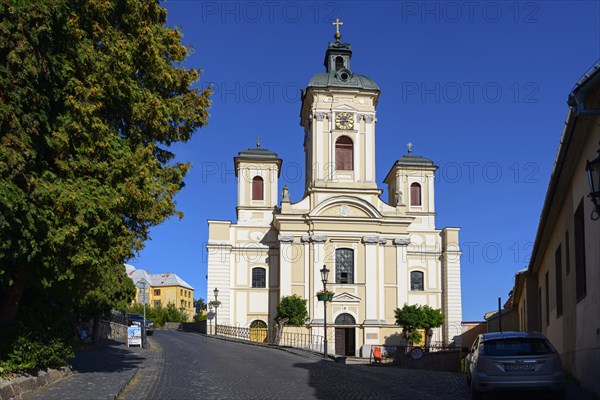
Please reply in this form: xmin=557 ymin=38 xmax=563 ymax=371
xmin=0 ymin=367 xmax=72 ymax=400
xmin=117 ymin=337 xmax=161 ymax=400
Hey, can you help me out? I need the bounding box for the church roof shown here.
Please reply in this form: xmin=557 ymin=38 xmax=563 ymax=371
xmin=307 ymin=71 xmax=380 ymax=91
xmin=307 ymin=41 xmax=380 ymax=91
xmin=383 ymin=153 xmax=437 ymax=183
xmin=393 ymin=154 xmax=436 ymax=166
xmin=235 ymin=147 xmax=280 ymax=159
xmin=234 ymin=144 xmax=282 ymax=177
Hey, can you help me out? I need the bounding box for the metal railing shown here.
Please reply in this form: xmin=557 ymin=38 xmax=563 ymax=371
xmin=215 ymin=324 xmax=324 ymax=353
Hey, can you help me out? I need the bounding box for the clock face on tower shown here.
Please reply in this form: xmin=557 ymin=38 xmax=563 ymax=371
xmin=335 ymin=112 xmax=354 ymax=130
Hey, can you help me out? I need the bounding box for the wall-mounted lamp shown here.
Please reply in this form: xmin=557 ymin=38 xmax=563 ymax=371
xmin=586 ymin=147 xmax=600 ymax=220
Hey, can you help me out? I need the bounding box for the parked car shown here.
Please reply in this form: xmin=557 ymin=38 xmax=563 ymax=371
xmin=127 ymin=313 xmax=155 ymax=336
xmin=466 ymin=331 xmax=565 ymax=400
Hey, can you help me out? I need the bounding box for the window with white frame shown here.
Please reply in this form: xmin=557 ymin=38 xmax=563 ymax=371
xmin=252 ymin=267 xmax=266 ymax=288
xmin=410 ymin=270 xmax=424 ymax=291
xmin=335 ymin=248 xmax=354 ymax=284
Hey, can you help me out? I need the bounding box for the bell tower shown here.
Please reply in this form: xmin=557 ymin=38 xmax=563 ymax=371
xmin=233 ymin=139 xmax=282 ymax=223
xmin=300 ymin=20 xmax=381 ymax=194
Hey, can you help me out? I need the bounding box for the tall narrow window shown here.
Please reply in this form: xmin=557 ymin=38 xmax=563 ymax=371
xmin=335 ymin=56 xmax=344 ymax=71
xmin=410 ymin=183 xmax=422 ymax=206
xmin=574 ymin=200 xmax=587 ymax=301
xmin=545 ymin=272 xmax=549 ymax=327
xmin=252 ymin=267 xmax=266 ymax=288
xmin=252 ymin=176 xmax=264 ymax=200
xmin=410 ymin=271 xmax=424 ymax=291
xmin=335 ymin=136 xmax=353 ymax=170
xmin=335 ymin=248 xmax=354 ymax=284
xmin=565 ymin=230 xmax=570 ymax=275
xmin=555 ymin=245 xmax=563 ymax=317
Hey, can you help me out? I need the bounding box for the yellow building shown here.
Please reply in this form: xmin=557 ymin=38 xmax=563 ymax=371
xmin=126 ymin=264 xmax=196 ymax=321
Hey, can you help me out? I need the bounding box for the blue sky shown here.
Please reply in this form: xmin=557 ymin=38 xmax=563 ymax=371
xmin=131 ymin=1 xmax=600 ymax=321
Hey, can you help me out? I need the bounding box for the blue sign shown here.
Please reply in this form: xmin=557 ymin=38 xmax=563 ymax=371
xmin=127 ymin=325 xmax=142 ymax=347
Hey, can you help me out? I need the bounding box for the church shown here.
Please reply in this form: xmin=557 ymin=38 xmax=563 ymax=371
xmin=206 ymin=22 xmax=463 ymax=357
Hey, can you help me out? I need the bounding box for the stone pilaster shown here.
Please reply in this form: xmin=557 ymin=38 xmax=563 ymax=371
xmin=278 ymin=234 xmax=295 ymax=298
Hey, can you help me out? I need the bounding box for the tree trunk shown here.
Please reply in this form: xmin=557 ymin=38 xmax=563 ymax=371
xmin=274 ymin=318 xmax=288 ymax=345
xmin=92 ymin=315 xmax=100 ymax=343
xmin=0 ymin=264 xmax=25 ymax=327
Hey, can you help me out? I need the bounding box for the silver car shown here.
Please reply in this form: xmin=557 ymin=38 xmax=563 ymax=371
xmin=466 ymin=331 xmax=565 ymax=400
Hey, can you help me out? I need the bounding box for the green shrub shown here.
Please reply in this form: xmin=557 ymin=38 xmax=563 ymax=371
xmin=123 ymin=302 xmax=189 ymax=327
xmin=0 ymin=300 xmax=75 ymax=377
xmin=276 ymin=295 xmax=308 ymax=326
xmin=0 ymin=335 xmax=74 ymax=376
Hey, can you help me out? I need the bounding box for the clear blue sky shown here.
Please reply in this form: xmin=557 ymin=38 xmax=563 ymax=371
xmin=131 ymin=1 xmax=600 ymax=321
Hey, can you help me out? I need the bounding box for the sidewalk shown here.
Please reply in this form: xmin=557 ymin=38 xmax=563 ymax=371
xmin=24 ymin=339 xmax=150 ymax=400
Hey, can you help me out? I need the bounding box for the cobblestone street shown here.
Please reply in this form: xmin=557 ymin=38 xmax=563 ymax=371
xmin=122 ymin=330 xmax=469 ymax=400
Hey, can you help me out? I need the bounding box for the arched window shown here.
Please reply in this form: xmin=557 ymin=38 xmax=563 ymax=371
xmin=410 ymin=271 xmax=424 ymax=291
xmin=335 ymin=136 xmax=353 ymax=171
xmin=336 ymin=248 xmax=354 ymax=284
xmin=252 ymin=176 xmax=264 ymax=200
xmin=250 ymin=319 xmax=267 ymax=329
xmin=335 ymin=313 xmax=356 ymax=325
xmin=410 ymin=182 xmax=422 ymax=206
xmin=335 ymin=56 xmax=344 ymax=71
xmin=252 ymin=267 xmax=266 ymax=288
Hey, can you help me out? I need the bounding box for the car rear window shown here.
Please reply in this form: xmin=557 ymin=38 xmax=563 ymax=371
xmin=483 ymin=338 xmax=553 ymax=356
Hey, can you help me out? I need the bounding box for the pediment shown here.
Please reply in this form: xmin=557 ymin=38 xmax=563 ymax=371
xmin=335 ymin=103 xmax=357 ymax=111
xmin=309 ymin=196 xmax=382 ymax=219
xmin=318 ymin=204 xmax=369 ymax=218
xmin=332 ymin=292 xmax=361 ymax=302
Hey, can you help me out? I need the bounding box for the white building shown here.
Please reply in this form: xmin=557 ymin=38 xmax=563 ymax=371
xmin=206 ymin=28 xmax=463 ymax=356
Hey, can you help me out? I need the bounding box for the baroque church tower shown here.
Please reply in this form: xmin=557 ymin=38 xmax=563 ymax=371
xmin=207 ymin=22 xmax=463 ymax=355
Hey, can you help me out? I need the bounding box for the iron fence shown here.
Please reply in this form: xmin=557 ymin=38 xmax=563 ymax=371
xmin=215 ymin=324 xmax=324 ymax=353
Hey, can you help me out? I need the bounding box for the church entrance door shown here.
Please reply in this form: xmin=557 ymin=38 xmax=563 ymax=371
xmin=335 ymin=328 xmax=355 ymax=356
xmin=334 ymin=313 xmax=356 ymax=356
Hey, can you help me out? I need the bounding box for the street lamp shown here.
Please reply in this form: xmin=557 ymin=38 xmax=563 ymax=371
xmin=320 ymin=265 xmax=330 ymax=358
xmin=208 ymin=303 xmax=214 ymax=335
xmin=586 ymin=147 xmax=600 ymax=220
xmin=213 ymin=288 xmax=219 ymax=335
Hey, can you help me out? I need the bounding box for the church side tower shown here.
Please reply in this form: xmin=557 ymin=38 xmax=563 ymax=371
xmin=233 ymin=143 xmax=282 ymax=223
xmin=300 ymin=29 xmax=381 ymax=194
xmin=383 ymin=146 xmax=437 ymax=229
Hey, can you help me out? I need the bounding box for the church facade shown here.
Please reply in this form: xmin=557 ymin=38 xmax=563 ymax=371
xmin=206 ymin=29 xmax=463 ymax=356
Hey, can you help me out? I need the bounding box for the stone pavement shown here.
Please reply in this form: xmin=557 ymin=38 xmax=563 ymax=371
xmin=20 ymin=332 xmax=599 ymax=400
xmin=24 ymin=339 xmax=150 ymax=400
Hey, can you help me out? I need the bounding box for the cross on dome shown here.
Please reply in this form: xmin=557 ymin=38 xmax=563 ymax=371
xmin=332 ymin=18 xmax=343 ymax=41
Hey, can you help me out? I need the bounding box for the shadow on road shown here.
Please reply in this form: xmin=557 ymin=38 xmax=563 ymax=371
xmin=69 ymin=339 xmax=146 ymax=374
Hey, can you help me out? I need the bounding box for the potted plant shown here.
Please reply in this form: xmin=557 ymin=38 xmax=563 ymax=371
xmin=316 ymin=289 xmax=335 ymax=302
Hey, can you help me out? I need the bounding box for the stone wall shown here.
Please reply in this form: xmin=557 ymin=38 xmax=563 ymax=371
xmin=163 ymin=321 xmax=205 ymax=332
xmin=98 ymin=320 xmax=127 ymax=341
